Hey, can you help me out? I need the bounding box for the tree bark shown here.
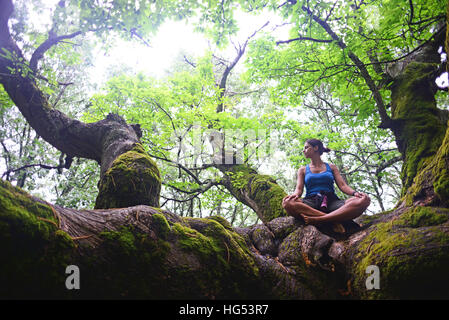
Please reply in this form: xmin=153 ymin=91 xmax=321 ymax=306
xmin=388 ymin=27 xmax=449 ymax=208
xmin=2 ymin=178 xmax=449 ymax=299
xmin=207 ymin=128 xmax=287 ymax=223
xmin=0 ymin=0 xmax=161 ymax=209
xmin=216 ymin=163 xmax=288 ymax=223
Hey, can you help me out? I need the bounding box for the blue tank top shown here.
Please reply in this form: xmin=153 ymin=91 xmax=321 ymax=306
xmin=304 ymin=163 xmax=335 ymax=197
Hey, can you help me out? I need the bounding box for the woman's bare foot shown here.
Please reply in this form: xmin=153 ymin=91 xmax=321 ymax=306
xmin=301 ymin=214 xmax=321 ymax=225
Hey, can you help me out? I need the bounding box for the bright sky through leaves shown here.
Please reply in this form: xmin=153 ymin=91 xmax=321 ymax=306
xmin=88 ymin=8 xmax=289 ymax=84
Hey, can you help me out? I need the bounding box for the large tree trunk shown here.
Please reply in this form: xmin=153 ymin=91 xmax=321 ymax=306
xmin=0 ymin=0 xmax=161 ymax=210
xmin=388 ymin=27 xmax=449 ymax=208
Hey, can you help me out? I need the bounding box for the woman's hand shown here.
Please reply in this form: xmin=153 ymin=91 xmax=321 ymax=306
xmin=283 ymin=193 xmax=301 ymax=203
xmin=353 ymin=191 xmax=368 ymax=198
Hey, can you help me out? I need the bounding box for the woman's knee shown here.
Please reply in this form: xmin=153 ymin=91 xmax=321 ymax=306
xmin=282 ymin=198 xmax=305 ymax=215
xmin=356 ymin=194 xmax=371 ymax=211
xmin=283 ymin=198 xmax=300 ymax=209
xmin=282 ymin=198 xmax=290 ymax=209
xmin=282 ymin=198 xmax=293 ymax=212
xmin=283 ymin=202 xmax=296 ymax=217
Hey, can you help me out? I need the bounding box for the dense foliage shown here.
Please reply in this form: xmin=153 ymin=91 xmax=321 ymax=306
xmin=0 ymin=0 xmax=447 ymax=225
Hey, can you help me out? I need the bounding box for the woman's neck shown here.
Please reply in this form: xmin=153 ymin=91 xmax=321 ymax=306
xmin=310 ymin=156 xmax=324 ymax=167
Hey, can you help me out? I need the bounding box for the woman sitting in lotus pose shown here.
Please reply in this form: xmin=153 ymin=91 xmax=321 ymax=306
xmin=282 ymin=139 xmax=370 ymax=231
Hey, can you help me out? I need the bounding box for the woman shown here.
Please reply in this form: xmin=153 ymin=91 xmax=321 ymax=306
xmin=282 ymin=139 xmax=370 ymax=231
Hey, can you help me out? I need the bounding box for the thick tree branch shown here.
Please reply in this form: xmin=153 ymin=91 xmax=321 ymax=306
xmin=301 ymin=5 xmax=393 ymax=129
xmin=0 ymin=0 xmax=162 ymax=210
xmin=3 ymin=174 xmax=449 ymax=299
xmin=0 ymin=0 xmax=144 ymax=179
xmin=29 ymin=31 xmax=83 ymax=72
xmin=0 ymin=1 xmax=98 ymax=160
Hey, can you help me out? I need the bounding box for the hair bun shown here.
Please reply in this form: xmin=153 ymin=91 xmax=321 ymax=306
xmin=305 ymin=139 xmax=331 ymax=155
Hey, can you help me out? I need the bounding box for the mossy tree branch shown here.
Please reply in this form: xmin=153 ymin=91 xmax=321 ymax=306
xmin=0 ymin=0 xmax=161 ymax=208
xmin=2 ymin=178 xmax=449 ymax=299
xmin=215 ymin=163 xmax=287 ymax=223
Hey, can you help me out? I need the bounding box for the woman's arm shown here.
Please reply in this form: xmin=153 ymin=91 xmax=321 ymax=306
xmin=283 ymin=166 xmax=305 ymax=202
xmin=293 ymin=166 xmax=306 ymax=198
xmin=330 ymin=164 xmax=357 ymax=196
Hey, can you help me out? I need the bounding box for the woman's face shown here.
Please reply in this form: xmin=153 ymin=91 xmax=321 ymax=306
xmin=303 ymin=143 xmax=316 ymax=158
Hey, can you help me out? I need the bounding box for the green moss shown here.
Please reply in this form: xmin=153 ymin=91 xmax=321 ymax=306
xmin=225 ymin=164 xmax=287 ymax=223
xmin=249 ymin=174 xmax=287 ymax=222
xmin=81 ymin=224 xmax=171 ymax=298
xmin=396 ymin=207 xmax=449 ymax=228
xmin=434 ymin=171 xmax=449 ymax=203
xmin=432 ymin=123 xmax=449 ymax=206
xmin=172 ymin=218 xmax=253 ymax=268
xmin=353 ymin=207 xmax=449 ymax=299
xmin=200 ymin=218 xmax=256 ymax=265
xmin=100 ymin=226 xmax=138 ymax=255
xmin=168 ymin=217 xmax=264 ymax=298
xmin=152 ymin=213 xmax=171 ymax=239
xmin=173 ymin=222 xmax=219 ymax=260
xmin=95 ymin=143 xmax=161 ymax=209
xmin=206 ymin=215 xmax=233 ymax=230
xmin=402 ymin=120 xmax=449 ymax=207
xmin=0 ymin=179 xmax=76 ymax=299
xmin=0 ymin=179 xmax=56 ymax=222
xmin=390 ymin=62 xmax=446 ymax=195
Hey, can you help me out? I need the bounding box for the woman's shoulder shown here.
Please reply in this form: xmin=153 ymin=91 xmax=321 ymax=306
xmin=327 ymin=163 xmax=340 ymax=172
xmin=298 ymin=166 xmax=307 ymax=174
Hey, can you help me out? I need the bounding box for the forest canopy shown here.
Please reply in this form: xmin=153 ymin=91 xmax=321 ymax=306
xmin=4 ymin=0 xmax=442 ymax=226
